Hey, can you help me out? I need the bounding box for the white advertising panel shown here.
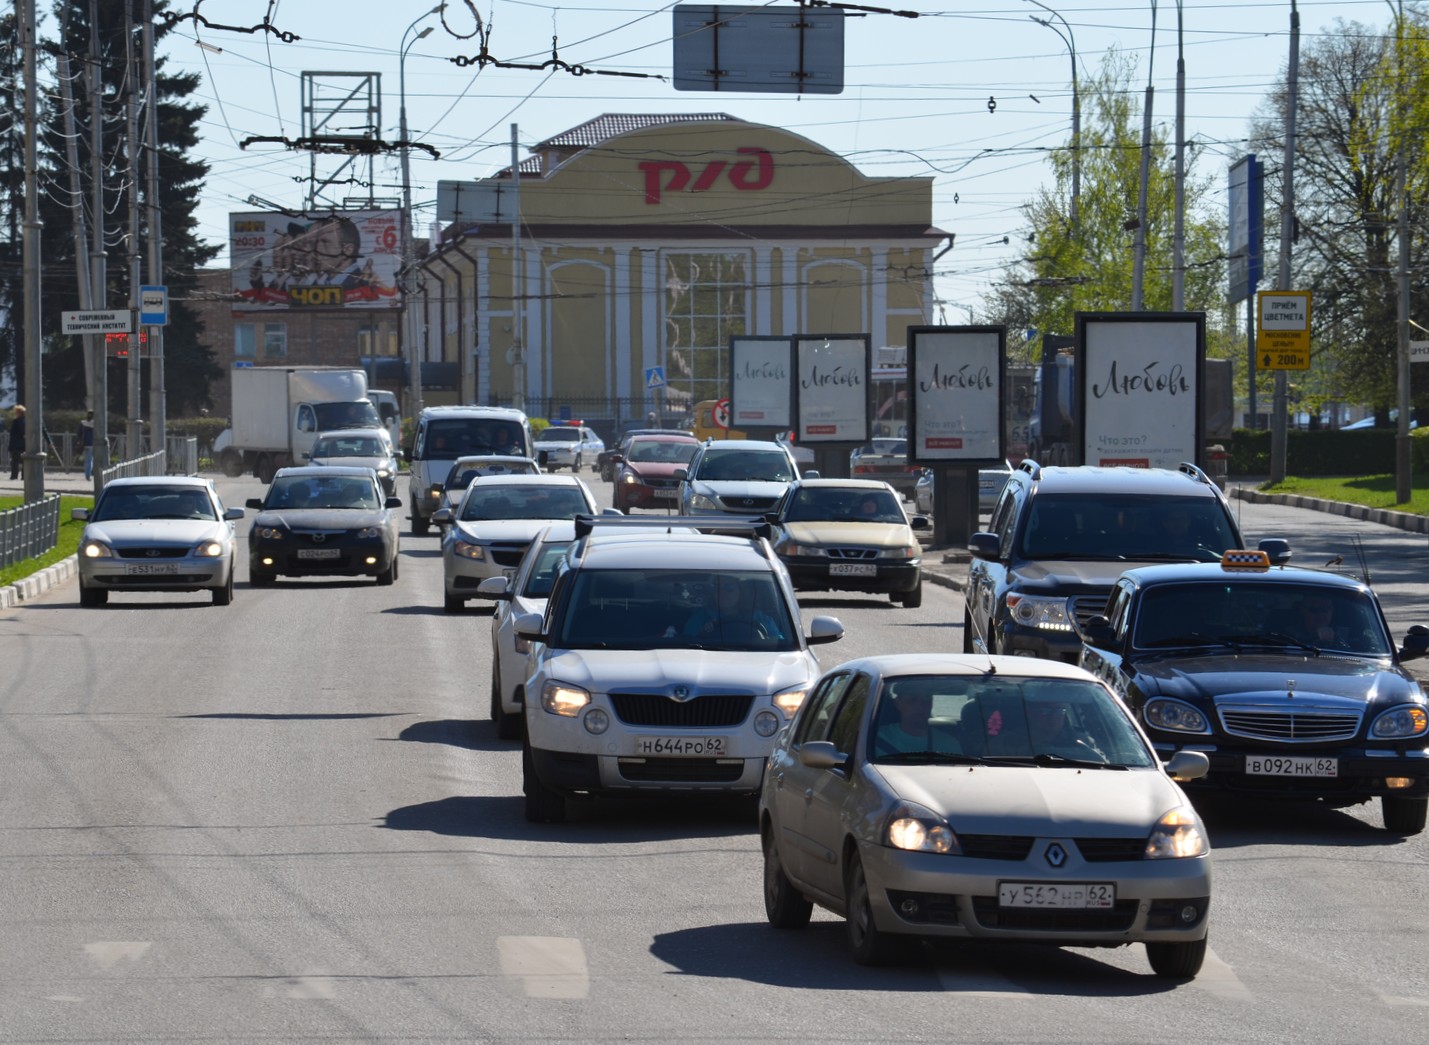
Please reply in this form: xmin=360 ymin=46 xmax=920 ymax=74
xmin=1078 ymin=315 xmax=1204 ymax=469
xmin=794 ymin=335 xmax=869 ymax=443
xmin=730 ymin=337 xmax=793 ymax=428
xmin=908 ymin=327 xmax=1003 ymax=462
xmin=229 ymin=210 xmax=403 ymax=311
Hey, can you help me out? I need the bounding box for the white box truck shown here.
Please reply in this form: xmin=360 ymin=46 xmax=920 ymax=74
xmin=213 ymin=366 xmax=382 ymax=482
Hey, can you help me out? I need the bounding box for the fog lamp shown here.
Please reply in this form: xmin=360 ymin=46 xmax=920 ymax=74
xmin=1386 ymin=777 xmax=1414 ymax=789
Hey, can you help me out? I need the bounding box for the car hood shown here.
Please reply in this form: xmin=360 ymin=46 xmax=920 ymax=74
xmin=541 ymin=648 xmax=817 ymax=695
xmin=875 ymin=763 xmax=1185 ymax=837
xmin=623 ymin=462 xmax=687 ymax=480
xmin=310 ymin=455 xmax=393 ymax=471
xmin=695 ymin=480 xmax=791 ymax=499
xmin=1011 ymin=559 xmax=1178 ymax=591
xmin=252 ymin=509 xmax=389 ymax=530
xmin=1130 ymin=653 xmax=1423 ymax=705
xmin=85 ymin=519 xmax=228 ymax=546
xmin=453 ymin=518 xmax=563 ymax=542
xmin=780 ymin=521 xmax=915 ymax=549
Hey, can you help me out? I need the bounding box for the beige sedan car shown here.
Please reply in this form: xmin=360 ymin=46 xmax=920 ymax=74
xmin=759 ymin=654 xmax=1212 ymax=976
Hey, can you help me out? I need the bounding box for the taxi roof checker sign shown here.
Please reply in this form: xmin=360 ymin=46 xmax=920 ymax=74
xmin=1257 ymin=290 xmax=1311 ymax=370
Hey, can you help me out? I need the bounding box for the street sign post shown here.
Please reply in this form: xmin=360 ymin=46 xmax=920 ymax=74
xmin=1410 ymin=340 xmax=1429 ymax=364
xmin=139 ymin=285 xmax=168 ymax=326
xmin=1256 ymin=290 xmax=1311 ymax=370
xmin=712 ymin=398 xmax=731 ymax=430
xmin=61 ymin=310 xmax=133 ymax=335
xmin=644 ymin=366 xmax=666 ymax=390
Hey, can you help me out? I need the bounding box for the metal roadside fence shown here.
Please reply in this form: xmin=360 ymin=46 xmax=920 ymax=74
xmin=100 ymin=449 xmax=168 ymax=485
xmin=0 ymin=495 xmax=61 ymax=569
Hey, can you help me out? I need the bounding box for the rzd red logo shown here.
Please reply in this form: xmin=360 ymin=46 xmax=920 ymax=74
xmin=639 ymin=147 xmax=774 ymax=205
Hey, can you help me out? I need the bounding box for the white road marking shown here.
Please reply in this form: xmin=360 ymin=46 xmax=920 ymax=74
xmin=82 ymin=942 xmax=151 ymax=970
xmin=1379 ymin=993 xmax=1429 ymax=1008
xmin=498 ymin=936 xmax=590 ymax=999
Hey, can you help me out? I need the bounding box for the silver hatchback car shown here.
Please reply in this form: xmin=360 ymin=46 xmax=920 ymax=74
xmin=759 ymin=654 xmax=1212 ymax=976
xmin=72 ymin=477 xmax=246 ymax=607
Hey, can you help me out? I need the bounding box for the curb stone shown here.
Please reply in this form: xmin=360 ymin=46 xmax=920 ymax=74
xmin=0 ymin=555 xmax=78 ymax=610
xmin=1231 ymin=487 xmax=1429 ymax=535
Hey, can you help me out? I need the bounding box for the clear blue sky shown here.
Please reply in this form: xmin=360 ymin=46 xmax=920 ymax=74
xmin=154 ymin=1 xmax=1405 ymax=319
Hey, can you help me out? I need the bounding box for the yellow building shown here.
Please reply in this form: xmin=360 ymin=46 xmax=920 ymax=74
xmin=414 ymin=113 xmax=946 ymax=425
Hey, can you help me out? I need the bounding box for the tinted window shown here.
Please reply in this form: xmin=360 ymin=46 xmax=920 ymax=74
xmin=424 ymin=419 xmax=526 ymax=459
xmin=266 ymin=475 xmax=380 ymax=510
xmin=793 ymin=673 xmax=852 ymax=746
xmin=521 ymin=541 xmax=574 ymax=598
xmin=827 ymin=675 xmax=871 ymax=754
xmin=785 ymin=487 xmax=904 ymax=523
xmin=460 ymin=484 xmax=592 ymax=521
xmin=313 ymin=435 xmax=386 ymax=458
xmin=1018 ymin=494 xmax=1235 ymax=561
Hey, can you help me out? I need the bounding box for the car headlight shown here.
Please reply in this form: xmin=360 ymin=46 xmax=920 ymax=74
xmin=426 ymin=486 xmax=443 ymax=501
xmin=194 ymin=540 xmax=225 ymax=558
xmin=771 ymin=686 xmax=809 ymax=718
xmin=1370 ymin=704 xmax=1429 ymax=739
xmin=781 ymin=543 xmax=825 ymax=558
xmin=1144 ymin=697 xmax=1212 ymax=734
xmin=885 ymin=801 xmax=960 ymax=854
xmin=1005 ymin=593 xmax=1073 ymax=630
xmin=1145 ymin=807 xmax=1208 ymax=859
xmin=541 ymin=680 xmax=591 ymax=717
xmin=376 ymin=468 xmax=393 ymax=479
xmin=620 ymin=472 xmax=640 ymax=485
xmin=690 ymin=492 xmax=721 ymax=511
xmin=255 ymin=527 xmax=285 ymax=540
xmin=452 ymin=540 xmax=487 ymax=561
xmin=356 ymin=527 xmax=382 ymax=539
xmin=81 ymin=540 xmax=113 ymax=559
xmin=879 ymin=545 xmax=918 ymax=560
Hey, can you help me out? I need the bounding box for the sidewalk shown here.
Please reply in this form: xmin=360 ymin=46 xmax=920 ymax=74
xmin=0 ymin=470 xmax=100 ymax=610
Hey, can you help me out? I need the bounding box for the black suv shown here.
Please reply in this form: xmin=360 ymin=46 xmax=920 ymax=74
xmin=964 ymin=460 xmax=1289 ymax=662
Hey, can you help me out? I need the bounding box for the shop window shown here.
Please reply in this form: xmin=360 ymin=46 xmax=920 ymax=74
xmin=662 ymin=252 xmax=749 ymax=403
xmin=234 ymin=324 xmax=256 ymax=358
xmin=262 ymin=322 xmax=288 ymax=359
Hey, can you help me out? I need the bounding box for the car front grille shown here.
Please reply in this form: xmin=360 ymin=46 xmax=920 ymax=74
xmin=971 ymin=897 xmax=1139 ymax=933
xmin=609 ymin=693 xmax=754 ymax=728
xmin=826 ymin=547 xmax=878 ymax=561
xmin=1074 ymin=837 xmax=1148 ymax=862
xmin=490 ymin=543 xmax=531 ymax=568
xmin=1069 ymin=594 xmax=1111 ymax=627
xmin=958 ymin=834 xmax=1036 ymax=861
xmin=102 ymin=574 xmax=210 ymax=585
xmin=616 ymin=758 xmax=747 ymax=783
xmin=644 ymin=478 xmax=679 ymax=490
xmin=719 ymin=496 xmax=779 ymax=511
xmin=115 ymin=547 xmax=189 ymax=559
xmin=1218 ymin=706 xmax=1362 ymax=743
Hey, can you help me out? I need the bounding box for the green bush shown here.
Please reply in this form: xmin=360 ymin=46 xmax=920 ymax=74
xmin=1228 ymin=428 xmax=1408 ymax=477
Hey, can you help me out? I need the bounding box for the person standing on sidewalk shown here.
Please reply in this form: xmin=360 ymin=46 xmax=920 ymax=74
xmin=77 ymin=410 xmax=96 ymax=480
xmin=8 ymin=405 xmax=25 ymax=481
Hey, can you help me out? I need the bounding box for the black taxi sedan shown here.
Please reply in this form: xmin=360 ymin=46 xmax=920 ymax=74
xmin=1078 ymin=551 xmax=1429 ymax=834
xmin=247 ymin=466 xmax=403 ymax=586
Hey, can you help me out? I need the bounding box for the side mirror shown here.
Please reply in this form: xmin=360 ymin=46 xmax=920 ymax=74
xmin=301 ymin=453 xmax=310 ymax=461
xmin=968 ymin=531 xmax=1000 ymax=561
xmin=513 ymin=611 xmax=545 ymax=641
xmin=1077 ymin=614 xmax=1116 ymax=648
xmin=806 ymin=615 xmax=844 ymax=645
xmin=476 ymin=575 xmax=511 ymax=601
xmin=224 ymin=506 xmax=246 ymax=521
xmin=432 ymin=507 xmax=453 ymax=525
xmin=909 ymin=515 xmax=931 ymax=530
xmin=1164 ymin=750 xmax=1210 ymax=782
xmin=385 ymin=496 xmax=402 ymax=510
xmin=798 ymin=740 xmax=848 ymax=771
xmin=673 ymin=468 xmax=688 ymax=480
xmin=1398 ymin=624 xmax=1429 ymax=662
xmin=601 ymin=506 xmax=624 ymax=515
xmin=1258 ymin=537 xmax=1292 ymax=564
xmin=245 ymin=498 xmax=264 ymax=510
xmin=71 ymin=507 xmax=90 ymax=521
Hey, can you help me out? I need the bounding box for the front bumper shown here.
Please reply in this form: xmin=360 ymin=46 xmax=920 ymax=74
xmin=994 ymin=617 xmax=1083 ymax=664
xmin=1158 ymin=743 xmax=1429 ymax=801
xmin=250 ymin=537 xmax=392 ymax=577
xmin=443 ymin=544 xmax=526 ymax=596
xmin=616 ymin=483 xmax=680 ymax=511
xmin=782 ymin=558 xmax=920 ymax=594
xmin=79 ymin=555 xmax=229 ymax=592
xmin=528 ymin=745 xmax=767 ymax=795
xmin=860 ymin=841 xmax=1211 ymax=945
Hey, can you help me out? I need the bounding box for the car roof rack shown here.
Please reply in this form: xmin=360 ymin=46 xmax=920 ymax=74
xmin=572 ymin=514 xmax=772 ymax=542
xmin=1177 ymin=461 xmax=1212 ymax=485
xmin=1016 ymin=458 xmax=1042 ymax=481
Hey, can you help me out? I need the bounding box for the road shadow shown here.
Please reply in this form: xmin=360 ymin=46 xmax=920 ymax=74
xmin=179 ymin=711 xmax=408 ymax=721
xmin=1192 ymin=791 xmax=1403 ymax=848
xmin=392 ymin=717 xmax=507 ymax=752
xmin=401 ymin=548 xmax=443 ymax=559
xmin=381 ymin=603 xmax=451 ymax=616
xmin=380 ymin=792 xmax=757 ymax=841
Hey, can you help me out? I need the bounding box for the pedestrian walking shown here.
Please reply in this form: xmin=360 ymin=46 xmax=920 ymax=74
xmin=8 ymin=405 xmax=25 ymax=480
xmin=77 ymin=410 xmax=96 ymax=480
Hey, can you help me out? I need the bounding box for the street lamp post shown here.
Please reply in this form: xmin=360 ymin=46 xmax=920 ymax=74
xmin=1132 ymin=1 xmax=1158 ymax=312
xmin=1172 ymin=0 xmax=1186 ymax=311
xmin=400 ymin=7 xmax=441 ymax=422
xmin=1026 ymin=1 xmax=1080 ymax=232
xmin=1386 ymin=0 xmax=1412 ymax=502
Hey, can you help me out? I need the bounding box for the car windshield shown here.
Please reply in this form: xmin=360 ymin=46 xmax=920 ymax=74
xmin=697 ymin=449 xmax=795 ymax=482
xmin=555 ymin=568 xmax=798 ymax=652
xmin=868 ymin=675 xmax=1154 ymax=768
xmin=460 ymin=484 xmax=591 ymax=521
xmin=313 ymin=401 xmax=381 ymax=431
xmin=425 ymin=419 xmax=524 ymax=459
xmin=445 ymin=459 xmax=538 ymax=490
xmin=93 ymin=485 xmax=217 ymax=521
xmin=521 ymin=541 xmax=573 ymax=598
xmin=1018 ymin=494 xmax=1237 ymax=562
xmin=1132 ymin=581 xmax=1393 ymax=656
xmin=266 ymin=475 xmax=382 ymax=510
xmin=784 ymin=487 xmax=904 ymax=523
xmin=627 ymin=440 xmax=697 ymax=464
xmin=539 ymin=428 xmax=582 ymax=442
xmin=313 ymin=435 xmax=386 ymax=458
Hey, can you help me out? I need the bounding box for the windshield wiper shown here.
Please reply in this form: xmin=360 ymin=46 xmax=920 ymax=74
xmin=1222 ymin=632 xmax=1320 ymax=655
xmin=1143 ymin=632 xmax=1234 ymax=650
xmin=876 ymin=751 xmax=989 ymax=766
xmin=1030 ymin=753 xmax=1125 ymax=769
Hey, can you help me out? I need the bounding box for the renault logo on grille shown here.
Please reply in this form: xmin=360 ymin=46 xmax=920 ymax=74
xmin=1045 ymin=843 xmax=1067 ymax=868
xmin=670 ymin=686 xmax=693 ymax=702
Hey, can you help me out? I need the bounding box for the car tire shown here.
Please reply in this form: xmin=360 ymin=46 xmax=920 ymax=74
xmin=522 ymin=744 xmax=567 ymax=823
xmin=443 ymin=592 xmax=464 ymax=613
xmin=79 ymin=584 xmax=107 ymax=608
xmin=963 ymin=608 xmax=976 ymax=653
xmin=410 ymin=501 xmax=430 ymax=536
xmin=375 ymin=558 xmax=396 ymax=586
xmin=219 ymin=449 xmax=245 ymax=477
xmin=763 ymin=827 xmax=813 ymax=928
xmin=574 ymin=454 xmax=583 ymax=472
xmin=255 ymin=453 xmax=276 ymax=485
xmin=600 ymin=463 xmax=612 ymax=482
xmin=249 ymin=567 xmax=274 ymax=588
xmin=844 ymin=851 xmax=903 ymax=966
xmin=900 ymin=576 xmax=923 ymax=609
xmin=1381 ymin=795 xmax=1428 ymax=835
xmin=1146 ymin=935 xmax=1207 ymax=979
xmin=212 ymin=567 xmax=234 ymax=606
xmin=492 ymin=669 xmax=521 ymax=741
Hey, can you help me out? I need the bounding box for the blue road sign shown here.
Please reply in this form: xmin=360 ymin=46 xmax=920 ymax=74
xmin=139 ymin=285 xmax=168 ymax=326
xmin=645 ymin=366 xmax=666 ymax=390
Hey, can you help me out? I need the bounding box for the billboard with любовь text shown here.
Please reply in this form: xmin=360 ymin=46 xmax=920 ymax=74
xmin=907 ymin=326 xmax=1005 ymax=464
xmin=229 ymin=210 xmax=402 ymax=311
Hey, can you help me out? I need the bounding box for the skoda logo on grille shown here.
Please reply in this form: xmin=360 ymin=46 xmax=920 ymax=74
xmin=670 ymin=686 xmax=693 ymax=702
xmin=1045 ymin=843 xmax=1067 ymax=868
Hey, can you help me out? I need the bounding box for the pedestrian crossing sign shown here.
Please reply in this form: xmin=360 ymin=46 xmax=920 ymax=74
xmin=645 ymin=366 xmax=666 ymax=390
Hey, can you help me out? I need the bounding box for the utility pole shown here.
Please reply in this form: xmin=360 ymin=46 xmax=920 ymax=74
xmin=89 ymin=0 xmax=109 ymax=497
xmin=20 ymin=0 xmax=44 ymax=502
xmin=125 ymin=5 xmax=143 ymax=457
xmin=1172 ymin=0 xmax=1186 ymax=311
xmin=1391 ymin=0 xmax=1413 ymax=503
xmin=59 ymin=51 xmax=97 ymax=408
xmin=1270 ymin=2 xmax=1299 ymax=485
xmin=144 ymin=0 xmax=166 ymax=450
xmin=510 ymin=124 xmax=525 ymax=413
xmin=1131 ymin=3 xmax=1158 ymax=311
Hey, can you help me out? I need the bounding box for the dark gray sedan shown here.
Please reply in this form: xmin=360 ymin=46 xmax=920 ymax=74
xmin=247 ymin=466 xmax=402 ymax=586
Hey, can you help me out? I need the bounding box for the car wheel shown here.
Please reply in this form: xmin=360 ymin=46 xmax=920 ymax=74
xmin=1381 ymin=795 xmax=1428 ymax=835
xmin=411 ymin=501 xmax=430 ymax=536
xmin=844 ymin=851 xmax=903 ymax=966
xmin=963 ymin=609 xmax=976 ymax=654
xmin=219 ymin=449 xmax=245 ymax=477
xmin=249 ymin=567 xmax=274 ymax=588
xmin=763 ymin=827 xmax=813 ymax=928
xmin=212 ymin=566 xmax=234 ymax=606
xmin=79 ymin=584 xmax=107 ymax=608
xmin=443 ymin=592 xmax=464 ymax=613
xmin=375 ymin=558 xmax=396 ymax=586
xmin=900 ymin=576 xmax=923 ymax=609
xmin=492 ymin=668 xmax=521 ymax=741
xmin=600 ymin=463 xmax=612 ymax=482
xmin=255 ymin=453 xmax=276 ymax=485
xmin=574 ymin=454 xmax=583 ymax=472
xmin=522 ymin=744 xmax=567 ymax=823
xmin=1146 ymin=935 xmax=1208 ymax=979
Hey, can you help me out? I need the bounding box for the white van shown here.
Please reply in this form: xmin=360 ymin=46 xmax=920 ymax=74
xmin=366 ymin=389 xmax=402 ymax=447
xmin=406 ymin=406 xmax=532 ymax=535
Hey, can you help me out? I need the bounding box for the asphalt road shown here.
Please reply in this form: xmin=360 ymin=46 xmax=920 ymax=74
xmin=0 ymin=474 xmax=1425 ymax=1044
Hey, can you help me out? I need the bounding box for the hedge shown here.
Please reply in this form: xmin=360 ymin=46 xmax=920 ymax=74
xmin=1227 ymin=426 xmax=1429 ymax=476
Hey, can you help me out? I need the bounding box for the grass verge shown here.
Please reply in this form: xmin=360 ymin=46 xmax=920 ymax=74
xmin=0 ymin=495 xmax=93 ymax=587
xmin=1259 ymin=474 xmax=1429 ymax=516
